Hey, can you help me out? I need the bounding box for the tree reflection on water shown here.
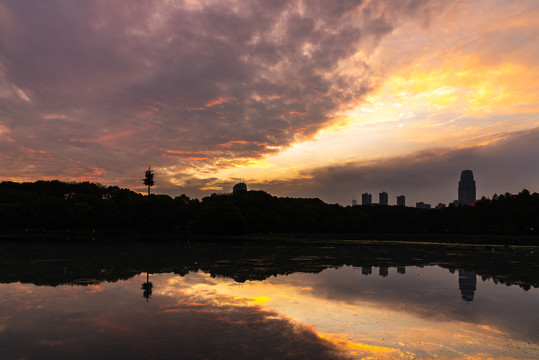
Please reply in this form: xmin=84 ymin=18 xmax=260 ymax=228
xmin=0 ymin=239 xmax=536 ymax=290
xmin=141 ymin=272 xmax=153 ymax=302
xmin=0 ymin=240 xmax=538 ymax=359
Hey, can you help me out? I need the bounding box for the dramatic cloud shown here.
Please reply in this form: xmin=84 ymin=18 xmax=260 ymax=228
xmin=247 ymin=126 xmax=539 ymax=205
xmin=0 ymin=0 xmax=538 ymax=202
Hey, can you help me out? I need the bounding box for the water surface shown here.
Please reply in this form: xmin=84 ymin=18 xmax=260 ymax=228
xmin=1 ymin=240 xmax=538 ymax=359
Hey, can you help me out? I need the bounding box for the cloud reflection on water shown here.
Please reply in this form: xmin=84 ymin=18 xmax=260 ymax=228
xmin=1 ymin=266 xmax=539 ymax=359
xmin=196 ymin=266 xmax=539 ymax=359
xmin=0 ymin=276 xmax=348 ymax=360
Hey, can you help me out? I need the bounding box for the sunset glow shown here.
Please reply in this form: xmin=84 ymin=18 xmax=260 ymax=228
xmin=158 ymin=268 xmax=539 ymax=359
xmin=1 ymin=0 xmax=538 ymax=204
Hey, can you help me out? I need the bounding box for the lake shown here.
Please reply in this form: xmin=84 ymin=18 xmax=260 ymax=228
xmin=1 ymin=239 xmax=538 ymax=359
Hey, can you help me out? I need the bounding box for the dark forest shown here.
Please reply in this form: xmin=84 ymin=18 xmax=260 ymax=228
xmin=1 ymin=180 xmax=538 ymax=238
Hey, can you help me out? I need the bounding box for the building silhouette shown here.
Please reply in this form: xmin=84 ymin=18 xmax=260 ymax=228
xmin=397 ymin=195 xmax=405 ymax=206
xmin=458 ymin=270 xmax=477 ymax=302
xmin=379 ymin=192 xmax=388 ymax=206
xmin=416 ymin=202 xmax=431 ymax=209
xmin=435 ymin=203 xmax=447 ymax=209
xmin=352 ymin=196 xmax=357 ymax=206
xmin=458 ymin=170 xmax=476 ymax=205
xmin=397 ymin=266 xmax=406 ymax=274
xmin=233 ymin=181 xmax=247 ymax=194
xmin=379 ymin=266 xmax=388 ymax=277
xmin=362 ymin=193 xmax=372 ymax=205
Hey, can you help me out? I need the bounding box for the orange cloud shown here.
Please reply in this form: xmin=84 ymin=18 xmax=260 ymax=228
xmin=288 ymin=111 xmax=306 ymax=116
xmin=183 ymin=157 xmax=209 ymax=161
xmin=205 ymin=96 xmax=234 ymax=108
xmin=218 ymin=140 xmax=250 ymax=147
xmin=182 ymin=302 xmax=206 ymax=307
xmin=385 ymin=59 xmax=539 ymax=116
xmin=200 ymin=186 xmax=223 ymax=191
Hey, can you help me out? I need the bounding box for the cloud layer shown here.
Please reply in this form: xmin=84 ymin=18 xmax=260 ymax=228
xmin=1 ymin=0 xmax=538 ymax=203
xmin=245 ymin=127 xmax=539 ymax=205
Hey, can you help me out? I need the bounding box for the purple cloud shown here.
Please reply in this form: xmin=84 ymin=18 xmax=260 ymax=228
xmin=0 ymin=0 xmax=488 ymax=193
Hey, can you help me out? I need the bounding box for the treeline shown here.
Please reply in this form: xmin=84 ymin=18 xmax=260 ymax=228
xmin=0 ymin=180 xmax=538 ymax=236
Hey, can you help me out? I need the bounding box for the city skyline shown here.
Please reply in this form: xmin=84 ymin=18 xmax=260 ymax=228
xmin=354 ymin=169 xmax=475 ymax=207
xmin=1 ymin=1 xmax=538 ymax=206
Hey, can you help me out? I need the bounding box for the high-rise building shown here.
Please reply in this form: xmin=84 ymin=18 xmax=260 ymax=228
xmin=397 ymin=195 xmax=405 ymax=206
xmin=361 ymin=193 xmax=372 ymax=205
xmin=458 ymin=169 xmax=476 ymax=205
xmin=379 ymin=191 xmax=388 ymax=206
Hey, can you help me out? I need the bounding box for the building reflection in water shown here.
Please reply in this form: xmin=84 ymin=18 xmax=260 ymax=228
xmin=458 ymin=270 xmax=477 ymax=302
xmin=358 ymin=266 xmax=476 ymax=302
xmin=361 ymin=266 xmax=372 ymax=276
xmin=2 ymin=263 xmax=538 ymax=359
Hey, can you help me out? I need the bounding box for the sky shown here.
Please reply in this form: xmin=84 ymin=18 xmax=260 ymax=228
xmin=1 ymin=0 xmax=538 ymax=205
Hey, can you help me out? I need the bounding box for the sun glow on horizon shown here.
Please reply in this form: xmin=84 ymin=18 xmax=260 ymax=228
xmin=173 ymin=2 xmax=539 ymax=191
xmin=2 ymin=0 xmax=538 ymax=202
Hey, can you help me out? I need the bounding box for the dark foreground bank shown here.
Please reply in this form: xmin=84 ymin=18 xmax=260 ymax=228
xmin=1 ymin=180 xmax=539 ymax=237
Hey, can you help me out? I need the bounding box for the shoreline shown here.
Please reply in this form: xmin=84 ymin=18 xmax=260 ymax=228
xmin=2 ymin=231 xmax=539 ymax=247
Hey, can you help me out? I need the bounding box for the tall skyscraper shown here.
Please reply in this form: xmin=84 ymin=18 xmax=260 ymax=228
xmin=379 ymin=191 xmax=388 ymax=206
xmin=458 ymin=169 xmax=476 ymax=205
xmin=397 ymin=195 xmax=405 ymax=206
xmin=362 ymin=193 xmax=372 ymax=205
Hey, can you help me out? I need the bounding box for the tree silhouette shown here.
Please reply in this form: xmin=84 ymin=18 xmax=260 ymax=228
xmin=143 ymin=167 xmax=154 ymax=196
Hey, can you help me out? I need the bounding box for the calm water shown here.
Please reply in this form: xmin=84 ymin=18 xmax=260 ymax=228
xmin=1 ymin=240 xmax=538 ymax=359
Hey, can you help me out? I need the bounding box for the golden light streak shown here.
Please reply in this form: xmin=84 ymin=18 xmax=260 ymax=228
xmin=175 ymin=54 xmax=539 ymax=187
xmin=183 ymin=157 xmax=209 ymax=161
xmin=200 ymin=186 xmax=223 ymax=191
xmin=140 ymin=0 xmax=539 ymax=193
xmin=246 ymin=296 xmax=270 ymax=305
xmin=385 ymin=60 xmax=539 ymax=116
xmin=155 ymin=271 xmax=539 ymax=360
xmin=217 ymin=140 xmax=250 ymax=147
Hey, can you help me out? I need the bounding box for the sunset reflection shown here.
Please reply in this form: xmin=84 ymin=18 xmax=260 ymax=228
xmin=161 ymin=266 xmax=539 ymax=359
xmin=0 ymin=275 xmax=347 ymax=360
xmin=1 ymin=266 xmax=538 ymax=360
